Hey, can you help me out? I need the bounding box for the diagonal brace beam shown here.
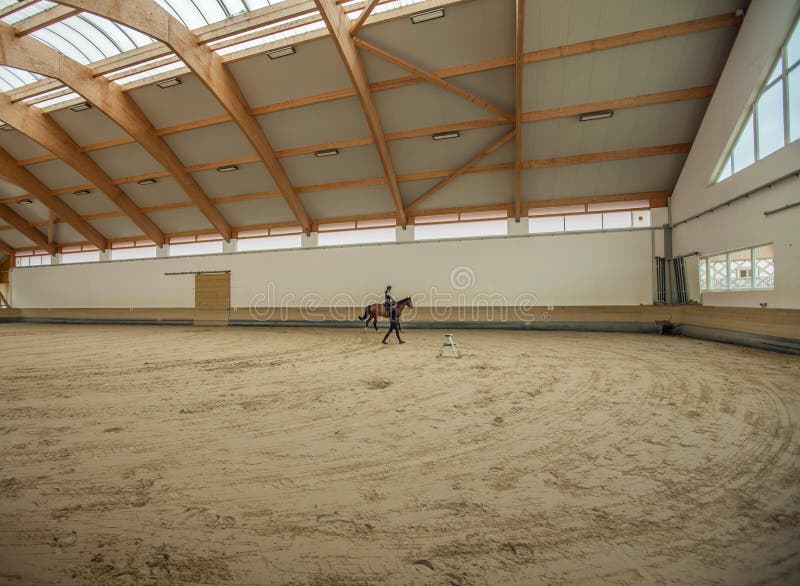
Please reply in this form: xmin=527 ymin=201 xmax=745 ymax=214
xmin=354 ymin=38 xmax=515 ymax=122
xmin=406 ymin=128 xmax=516 ymax=212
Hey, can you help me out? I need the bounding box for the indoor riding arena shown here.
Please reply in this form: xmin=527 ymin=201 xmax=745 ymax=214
xmin=0 ymin=1 xmax=799 ymax=585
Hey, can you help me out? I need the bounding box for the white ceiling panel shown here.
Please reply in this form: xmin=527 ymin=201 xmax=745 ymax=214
xmin=480 ymin=140 xmax=514 ymax=167
xmin=25 ymin=159 xmax=88 ymax=190
xmin=9 ymin=198 xmax=49 ymax=223
xmin=191 ymin=161 xmax=276 ymax=198
xmin=48 ymin=107 xmax=127 ymax=147
xmin=390 ymin=125 xmax=513 ymax=175
xmin=0 ymin=229 xmax=38 ymax=248
xmin=163 ymin=122 xmax=255 ymax=167
xmin=402 ymin=170 xmax=513 ymax=210
xmin=0 ymin=130 xmax=49 ymax=160
xmin=88 ymin=142 xmax=163 ymax=179
xmin=359 ymin=0 xmax=515 ymax=72
xmin=524 ymin=0 xmax=744 ymax=52
xmin=258 ymin=97 xmax=371 ymax=152
xmin=228 ymin=37 xmax=351 ymax=108
xmin=521 ymin=99 xmax=708 ymax=160
xmin=0 ymin=179 xmax=27 ymax=198
xmin=127 ymin=74 xmax=226 ymax=130
xmin=523 ymin=153 xmax=687 ymax=200
xmin=523 ymin=28 xmax=737 ymax=111
xmin=374 ymin=82 xmax=499 ymax=134
xmin=361 ymin=50 xmax=413 ymax=84
xmin=283 ymin=144 xmax=384 ymax=187
xmin=446 ymin=68 xmax=515 ymax=114
xmin=87 ymin=215 xmax=142 ymax=239
xmin=300 ymin=184 xmax=395 ymax=219
xmin=53 ymin=223 xmax=84 ymax=244
xmin=122 ymin=176 xmax=191 ymax=208
xmin=146 ymin=207 xmax=213 ymax=234
xmin=217 ymin=197 xmax=296 ymax=227
xmin=58 ymin=191 xmax=121 ymax=216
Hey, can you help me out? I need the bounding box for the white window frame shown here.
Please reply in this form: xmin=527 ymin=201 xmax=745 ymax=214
xmin=715 ymin=14 xmax=800 ymax=182
xmin=699 ymin=243 xmax=775 ymax=292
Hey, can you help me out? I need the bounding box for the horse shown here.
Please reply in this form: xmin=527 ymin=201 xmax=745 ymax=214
xmin=359 ymin=297 xmax=414 ymax=331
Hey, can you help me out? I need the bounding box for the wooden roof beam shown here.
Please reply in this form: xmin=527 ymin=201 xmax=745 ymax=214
xmin=0 ymin=203 xmax=54 ymax=254
xmin=350 ymin=0 xmax=380 ymax=36
xmin=57 ymin=0 xmax=312 ymax=235
xmin=0 ymin=147 xmax=107 ymax=250
xmin=405 ymin=129 xmax=516 ymax=212
xmin=354 ymin=38 xmax=514 ymax=122
xmin=0 ymin=23 xmax=232 ymax=241
xmin=513 ymin=0 xmax=525 ymax=220
xmin=0 ymin=95 xmax=165 ymax=247
xmin=314 ymin=0 xmax=405 ymax=226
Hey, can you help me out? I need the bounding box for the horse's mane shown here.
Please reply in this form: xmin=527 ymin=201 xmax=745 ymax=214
xmin=398 ymin=297 xmax=411 ymax=303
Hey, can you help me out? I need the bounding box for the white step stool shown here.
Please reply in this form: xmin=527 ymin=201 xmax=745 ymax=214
xmin=437 ymin=333 xmax=460 ymax=358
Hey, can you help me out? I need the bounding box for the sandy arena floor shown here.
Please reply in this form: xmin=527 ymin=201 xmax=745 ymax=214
xmin=0 ymin=323 xmax=799 ymax=585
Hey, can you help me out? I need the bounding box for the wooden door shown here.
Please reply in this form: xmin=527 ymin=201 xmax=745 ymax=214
xmin=194 ymin=272 xmax=230 ymax=325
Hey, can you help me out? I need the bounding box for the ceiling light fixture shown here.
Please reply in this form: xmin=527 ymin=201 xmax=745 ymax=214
xmin=216 ymin=165 xmax=239 ymax=172
xmin=411 ymin=8 xmax=445 ymax=24
xmin=17 ymin=199 xmax=32 ymax=205
xmin=72 ymin=189 xmax=91 ymax=196
xmin=156 ymin=77 xmax=181 ymax=88
xmin=314 ymin=148 xmax=339 ymax=157
xmin=432 ymin=130 xmax=460 ymax=141
xmin=137 ymin=178 xmax=158 ymax=185
xmin=578 ymin=110 xmax=614 ymax=122
xmin=70 ymin=102 xmax=92 ymax=112
xmin=268 ymin=46 xmax=296 ymax=59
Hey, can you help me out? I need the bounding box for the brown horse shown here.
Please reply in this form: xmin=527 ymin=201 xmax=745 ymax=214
xmin=359 ymin=297 xmax=413 ymax=331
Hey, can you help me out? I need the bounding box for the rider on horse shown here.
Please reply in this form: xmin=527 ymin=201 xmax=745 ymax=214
xmin=384 ymin=285 xmax=395 ymax=311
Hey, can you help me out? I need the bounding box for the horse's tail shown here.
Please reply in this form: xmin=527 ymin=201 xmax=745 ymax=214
xmin=359 ymin=305 xmax=369 ymax=320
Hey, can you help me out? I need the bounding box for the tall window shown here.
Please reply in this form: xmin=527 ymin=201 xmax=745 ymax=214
xmin=699 ymin=244 xmax=775 ymax=291
xmin=716 ymin=15 xmax=800 ymax=181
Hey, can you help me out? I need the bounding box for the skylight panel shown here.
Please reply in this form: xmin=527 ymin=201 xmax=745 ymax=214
xmin=78 ymin=13 xmax=150 ymax=53
xmin=215 ymin=19 xmax=325 ymax=56
xmin=369 ymin=0 xmax=430 ymax=17
xmin=0 ymin=66 xmax=42 ymax=92
xmin=1 ymin=0 xmax=58 ymax=25
xmin=31 ymin=13 xmax=155 ymax=66
xmin=241 ymin=1 xmax=291 ymax=10
xmin=44 ymin=21 xmax=107 ymax=62
xmin=32 ymin=26 xmax=97 ymax=64
xmin=154 ymin=0 xmax=221 ymax=29
xmin=62 ymin=16 xmax=122 ymax=56
xmin=221 ymin=0 xmax=248 ymax=15
xmin=32 ymin=91 xmax=82 ymax=110
xmin=21 ymin=85 xmax=71 ymax=105
xmin=112 ymin=60 xmax=187 ymax=86
xmin=154 ymin=0 xmax=291 ymax=30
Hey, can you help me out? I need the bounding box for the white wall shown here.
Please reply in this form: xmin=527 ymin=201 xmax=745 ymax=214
xmin=671 ymin=0 xmax=800 ymax=309
xmin=10 ymin=230 xmax=654 ymax=309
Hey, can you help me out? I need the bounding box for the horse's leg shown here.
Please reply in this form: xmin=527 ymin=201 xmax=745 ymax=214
xmin=374 ymin=310 xmax=379 ymax=331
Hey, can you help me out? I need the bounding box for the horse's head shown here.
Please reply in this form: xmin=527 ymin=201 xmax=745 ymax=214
xmin=399 ymin=297 xmax=414 ymax=309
